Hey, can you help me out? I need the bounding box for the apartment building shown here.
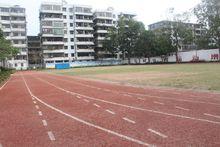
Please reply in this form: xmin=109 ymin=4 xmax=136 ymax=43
xmin=148 ymin=20 xmax=205 ymax=51
xmin=40 ymin=2 xmax=95 ymax=68
xmin=39 ymin=2 xmax=65 ymax=66
xmin=27 ymin=36 xmax=42 ymax=68
xmin=0 ymin=4 xmax=28 ymax=70
xmin=93 ymin=8 xmax=117 ymax=59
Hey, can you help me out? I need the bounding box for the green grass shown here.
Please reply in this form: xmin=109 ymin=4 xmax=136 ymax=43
xmin=44 ymin=63 xmax=220 ymax=91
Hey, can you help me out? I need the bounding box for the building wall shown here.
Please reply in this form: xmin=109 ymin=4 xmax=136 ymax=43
xmin=0 ymin=4 xmax=28 ymax=70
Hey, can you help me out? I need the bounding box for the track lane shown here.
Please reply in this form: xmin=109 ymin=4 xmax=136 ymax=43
xmin=35 ymin=72 xmax=220 ymax=122
xmin=0 ymin=74 xmax=53 ymax=147
xmin=23 ymin=72 xmax=220 ymax=146
xmin=42 ymin=72 xmax=220 ymax=103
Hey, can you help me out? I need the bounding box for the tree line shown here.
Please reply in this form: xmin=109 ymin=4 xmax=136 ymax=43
xmin=103 ymin=0 xmax=220 ymax=63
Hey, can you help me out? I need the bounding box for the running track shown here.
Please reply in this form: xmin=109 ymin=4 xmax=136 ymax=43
xmin=0 ymin=71 xmax=220 ymax=147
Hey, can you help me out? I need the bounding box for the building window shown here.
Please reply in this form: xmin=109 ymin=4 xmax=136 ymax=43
xmin=65 ymin=54 xmax=68 ymax=57
xmin=63 ymin=15 xmax=66 ymax=19
xmin=69 ymin=15 xmax=73 ymax=19
xmin=62 ymin=7 xmax=66 ymax=11
xmin=64 ymin=46 xmax=68 ymax=49
xmin=15 ymin=63 xmax=17 ymax=67
xmin=69 ymin=8 xmax=73 ymax=12
xmin=70 ymin=30 xmax=74 ymax=34
xmin=71 ymin=38 xmax=74 ymax=42
xmin=71 ymin=46 xmax=74 ymax=49
xmin=70 ymin=23 xmax=73 ymax=27
xmin=71 ymin=53 xmax=74 ymax=57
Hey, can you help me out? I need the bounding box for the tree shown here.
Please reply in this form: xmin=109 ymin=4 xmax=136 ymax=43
xmin=134 ymin=30 xmax=156 ymax=63
xmin=154 ymin=31 xmax=175 ymax=62
xmin=0 ymin=28 xmax=19 ymax=68
xmin=194 ymin=0 xmax=220 ymax=56
xmin=103 ymin=17 xmax=145 ymax=64
xmin=102 ymin=27 xmax=119 ymax=58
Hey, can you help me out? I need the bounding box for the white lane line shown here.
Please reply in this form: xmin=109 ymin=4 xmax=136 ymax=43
xmin=154 ymin=101 xmax=164 ymax=105
xmin=38 ymin=111 xmax=43 ymax=116
xmin=42 ymin=120 xmax=48 ymax=126
xmin=35 ymin=105 xmax=39 ymax=109
xmin=93 ymin=103 xmax=101 ymax=108
xmin=175 ymin=106 xmax=190 ymax=111
xmin=35 ymin=77 xmax=220 ymax=125
xmin=33 ymin=101 xmax=37 ymax=104
xmin=123 ymin=94 xmax=132 ymax=97
xmin=76 ymin=95 xmax=81 ymax=99
xmin=148 ymin=129 xmax=167 ymax=138
xmin=46 ymin=75 xmax=220 ymax=106
xmin=106 ymin=109 xmax=116 ymax=115
xmin=22 ymin=77 xmax=153 ymax=147
xmin=0 ymin=77 xmax=11 ymax=90
xmin=137 ymin=97 xmax=145 ymax=101
xmin=83 ymin=99 xmax=90 ymax=103
xmin=204 ymin=113 xmax=220 ymax=119
xmin=123 ymin=117 xmax=136 ymax=124
xmin=47 ymin=131 xmax=55 ymax=141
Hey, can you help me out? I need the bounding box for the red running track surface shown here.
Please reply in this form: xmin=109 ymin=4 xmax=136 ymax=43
xmin=0 ymin=71 xmax=220 ymax=147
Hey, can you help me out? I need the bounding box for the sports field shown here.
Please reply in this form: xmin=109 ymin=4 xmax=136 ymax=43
xmin=46 ymin=63 xmax=220 ymax=91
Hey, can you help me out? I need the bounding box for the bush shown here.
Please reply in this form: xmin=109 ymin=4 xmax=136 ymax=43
xmin=0 ymin=67 xmax=14 ymax=84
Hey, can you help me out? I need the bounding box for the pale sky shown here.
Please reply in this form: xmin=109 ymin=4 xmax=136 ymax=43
xmin=0 ymin=0 xmax=201 ymax=35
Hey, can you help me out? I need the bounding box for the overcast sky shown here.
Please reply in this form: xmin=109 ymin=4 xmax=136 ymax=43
xmin=0 ymin=0 xmax=201 ymax=35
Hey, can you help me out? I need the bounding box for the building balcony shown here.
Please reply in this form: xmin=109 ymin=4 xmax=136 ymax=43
xmin=93 ymin=16 xmax=113 ymax=20
xmin=11 ymin=20 xmax=26 ymax=24
xmin=11 ymin=28 xmax=26 ymax=32
xmin=10 ymin=12 xmax=26 ymax=16
xmin=96 ymin=30 xmax=108 ymax=33
xmin=41 ymin=34 xmax=63 ymax=37
xmin=76 ymin=49 xmax=94 ymax=53
xmin=75 ymin=34 xmax=94 ymax=38
xmin=75 ymin=11 xmax=93 ymax=16
xmin=77 ymin=56 xmax=94 ymax=60
xmin=95 ymin=23 xmax=114 ymax=27
xmin=76 ymin=41 xmax=94 ymax=45
xmin=40 ymin=9 xmax=62 ymax=14
xmin=44 ymin=57 xmax=69 ymax=62
xmin=75 ymin=19 xmax=93 ymax=23
xmin=2 ymin=28 xmax=11 ymax=32
xmin=75 ymin=26 xmax=93 ymax=30
xmin=42 ymin=41 xmax=64 ymax=45
xmin=41 ymin=17 xmax=63 ymax=21
xmin=43 ymin=49 xmax=65 ymax=54
xmin=13 ymin=44 xmax=27 ymax=48
xmin=97 ymin=37 xmax=106 ymax=40
xmin=11 ymin=36 xmax=26 ymax=40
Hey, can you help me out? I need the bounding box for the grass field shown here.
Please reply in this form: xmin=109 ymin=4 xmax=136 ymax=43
xmin=45 ymin=63 xmax=220 ymax=91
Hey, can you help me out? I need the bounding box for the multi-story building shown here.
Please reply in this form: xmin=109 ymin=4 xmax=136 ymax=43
xmin=148 ymin=20 xmax=205 ymax=51
xmin=93 ymin=8 xmax=117 ymax=59
xmin=72 ymin=5 xmax=94 ymax=61
xmin=39 ymin=2 xmax=65 ymax=66
xmin=27 ymin=36 xmax=42 ymax=68
xmin=0 ymin=4 xmax=28 ymax=70
xmin=40 ymin=2 xmax=95 ymax=68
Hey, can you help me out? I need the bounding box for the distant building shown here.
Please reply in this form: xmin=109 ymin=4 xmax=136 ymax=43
xmin=148 ymin=20 xmax=205 ymax=51
xmin=27 ymin=36 xmax=42 ymax=68
xmin=93 ymin=8 xmax=117 ymax=59
xmin=0 ymin=4 xmax=28 ymax=70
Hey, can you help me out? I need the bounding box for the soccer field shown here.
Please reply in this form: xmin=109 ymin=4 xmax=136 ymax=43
xmin=45 ymin=63 xmax=220 ymax=91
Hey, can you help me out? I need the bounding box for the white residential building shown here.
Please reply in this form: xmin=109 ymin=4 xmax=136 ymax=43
xmin=93 ymin=8 xmax=117 ymax=59
xmin=0 ymin=4 xmax=28 ymax=70
xmin=40 ymin=2 xmax=95 ymax=68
